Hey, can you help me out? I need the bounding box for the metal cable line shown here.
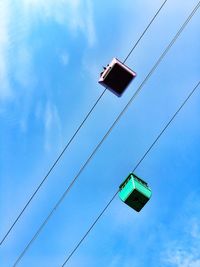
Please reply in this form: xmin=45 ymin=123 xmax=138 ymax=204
xmin=123 ymin=0 xmax=168 ymax=64
xmin=0 ymin=0 xmax=169 ymax=246
xmin=0 ymin=88 xmax=106 ymax=246
xmin=61 ymin=79 xmax=200 ymax=267
xmin=13 ymin=2 xmax=199 ymax=265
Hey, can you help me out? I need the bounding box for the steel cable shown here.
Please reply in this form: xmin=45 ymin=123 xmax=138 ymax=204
xmin=13 ymin=1 xmax=200 ymax=266
xmin=61 ymin=79 xmax=200 ymax=266
xmin=0 ymin=0 xmax=169 ymax=247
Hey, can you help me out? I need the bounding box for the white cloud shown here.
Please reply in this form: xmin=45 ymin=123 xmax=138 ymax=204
xmin=0 ymin=0 xmax=96 ymax=103
xmin=165 ymin=246 xmax=200 ymax=267
xmin=84 ymin=0 xmax=96 ymax=46
xmin=190 ymin=218 xmax=200 ymax=239
xmin=44 ymin=101 xmax=63 ymax=152
xmin=14 ymin=46 xmax=36 ymax=89
xmin=162 ymin=193 xmax=200 ymax=267
xmin=60 ymin=52 xmax=69 ymax=66
xmin=21 ymin=0 xmax=96 ymax=46
xmin=108 ymin=255 xmax=122 ymax=267
xmin=0 ymin=1 xmax=12 ymax=100
xmin=0 ymin=1 xmax=36 ymax=103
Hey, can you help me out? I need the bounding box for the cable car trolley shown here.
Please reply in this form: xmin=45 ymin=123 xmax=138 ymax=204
xmin=99 ymin=58 xmax=136 ymax=97
xmin=119 ymin=173 xmax=152 ymax=212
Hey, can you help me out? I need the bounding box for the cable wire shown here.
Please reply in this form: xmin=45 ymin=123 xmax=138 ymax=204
xmin=123 ymin=0 xmax=168 ymax=63
xmin=0 ymin=89 xmax=106 ymax=246
xmin=61 ymin=79 xmax=200 ymax=267
xmin=0 ymin=0 xmax=169 ymax=246
xmin=13 ymin=2 xmax=199 ymax=266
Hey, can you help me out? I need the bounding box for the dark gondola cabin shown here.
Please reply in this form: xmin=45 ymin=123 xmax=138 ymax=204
xmin=98 ymin=58 xmax=136 ymax=97
xmin=119 ymin=173 xmax=152 ymax=212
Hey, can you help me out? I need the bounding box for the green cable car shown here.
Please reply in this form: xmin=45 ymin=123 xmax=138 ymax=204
xmin=119 ymin=173 xmax=152 ymax=212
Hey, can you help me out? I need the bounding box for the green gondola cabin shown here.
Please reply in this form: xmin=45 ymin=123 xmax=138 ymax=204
xmin=119 ymin=173 xmax=152 ymax=212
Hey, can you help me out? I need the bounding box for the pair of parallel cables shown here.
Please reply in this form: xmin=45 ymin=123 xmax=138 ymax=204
xmin=61 ymin=2 xmax=200 ymax=266
xmin=1 ymin=0 xmax=168 ymax=246
xmin=61 ymin=79 xmax=200 ymax=266
xmin=60 ymin=2 xmax=200 ymax=265
xmin=5 ymin=0 xmax=200 ymax=266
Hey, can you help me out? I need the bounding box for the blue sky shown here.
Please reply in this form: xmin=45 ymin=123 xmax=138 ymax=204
xmin=0 ymin=0 xmax=200 ymax=266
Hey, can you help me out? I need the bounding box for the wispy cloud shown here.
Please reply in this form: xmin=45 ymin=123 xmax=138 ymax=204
xmin=162 ymin=193 xmax=200 ymax=267
xmin=0 ymin=1 xmax=36 ymax=105
xmin=84 ymin=0 xmax=96 ymax=47
xmin=22 ymin=0 xmax=96 ymax=46
xmin=14 ymin=46 xmax=36 ymax=89
xmin=44 ymin=101 xmax=63 ymax=152
xmin=164 ymin=243 xmax=200 ymax=267
xmin=108 ymin=255 xmax=122 ymax=267
xmin=0 ymin=1 xmax=12 ymax=100
xmin=60 ymin=52 xmax=69 ymax=66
